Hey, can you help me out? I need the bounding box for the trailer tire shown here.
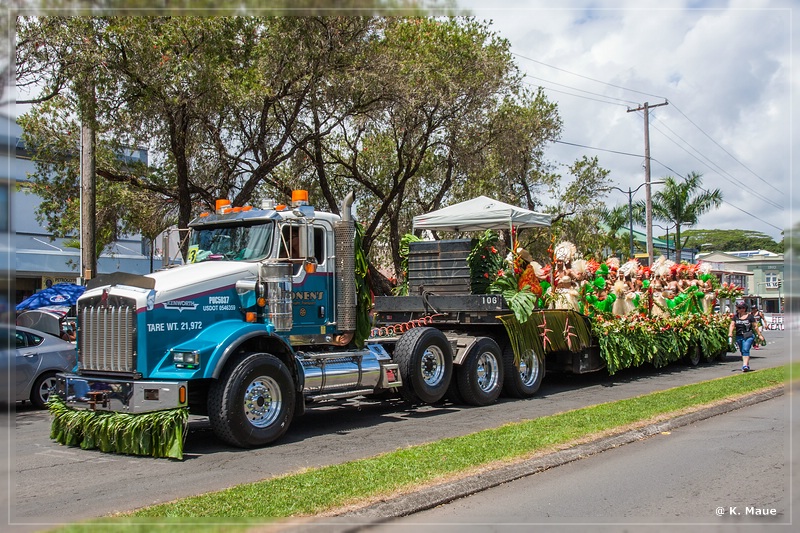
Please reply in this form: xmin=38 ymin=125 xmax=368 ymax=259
xmin=685 ymin=344 xmax=701 ymax=366
xmin=445 ymin=374 xmax=464 ymax=404
xmin=455 ymin=337 xmax=504 ymax=406
xmin=394 ymin=327 xmax=453 ymax=405
xmin=501 ymin=343 xmax=543 ymax=398
xmin=208 ymin=352 xmax=295 ymax=448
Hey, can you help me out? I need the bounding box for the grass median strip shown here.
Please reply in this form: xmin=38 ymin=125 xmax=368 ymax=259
xmin=50 ymin=363 xmax=794 ymax=532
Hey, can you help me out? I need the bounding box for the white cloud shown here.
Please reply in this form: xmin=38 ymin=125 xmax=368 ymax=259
xmin=460 ymin=0 xmax=795 ymax=241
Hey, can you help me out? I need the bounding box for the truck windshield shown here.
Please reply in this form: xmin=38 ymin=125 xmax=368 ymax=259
xmin=188 ymin=222 xmax=274 ymax=262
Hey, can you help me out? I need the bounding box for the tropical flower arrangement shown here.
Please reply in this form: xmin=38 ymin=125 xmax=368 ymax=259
xmin=590 ymin=312 xmax=729 ymax=374
xmin=716 ymin=281 xmax=744 ymax=300
xmin=467 ymin=230 xmax=506 ymax=295
xmin=396 ymin=233 xmax=731 ymax=376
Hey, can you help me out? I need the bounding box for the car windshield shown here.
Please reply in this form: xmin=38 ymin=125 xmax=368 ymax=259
xmin=188 ymin=222 xmax=274 ymax=262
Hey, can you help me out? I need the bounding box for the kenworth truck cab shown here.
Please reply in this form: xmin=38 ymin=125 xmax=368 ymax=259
xmin=58 ymin=191 xmax=406 ymax=448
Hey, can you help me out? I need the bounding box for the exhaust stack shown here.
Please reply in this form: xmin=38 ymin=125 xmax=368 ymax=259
xmin=334 ymin=192 xmax=356 ymax=332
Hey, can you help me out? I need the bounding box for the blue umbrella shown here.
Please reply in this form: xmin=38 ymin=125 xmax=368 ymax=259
xmin=16 ymin=283 xmax=86 ymax=312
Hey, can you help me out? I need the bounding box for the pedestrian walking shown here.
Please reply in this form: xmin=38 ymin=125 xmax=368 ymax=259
xmin=728 ymin=302 xmax=764 ymax=372
xmin=751 ymin=305 xmax=766 ymax=349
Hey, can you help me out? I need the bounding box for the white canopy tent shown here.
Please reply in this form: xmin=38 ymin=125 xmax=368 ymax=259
xmin=412 ymin=196 xmax=551 ymax=233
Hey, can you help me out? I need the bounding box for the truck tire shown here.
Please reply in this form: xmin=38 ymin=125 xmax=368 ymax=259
xmin=394 ymin=327 xmax=453 ymax=405
xmin=445 ymin=374 xmax=464 ymax=405
xmin=501 ymin=344 xmax=543 ymax=398
xmin=30 ymin=371 xmax=58 ymax=409
xmin=455 ymin=337 xmax=504 ymax=406
xmin=208 ymin=352 xmax=295 ymax=448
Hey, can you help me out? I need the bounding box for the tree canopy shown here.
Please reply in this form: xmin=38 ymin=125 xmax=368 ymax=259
xmin=16 ymin=15 xmax=607 ymax=278
xmin=680 ymin=228 xmax=783 ymax=254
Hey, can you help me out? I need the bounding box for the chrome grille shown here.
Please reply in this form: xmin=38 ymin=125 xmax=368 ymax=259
xmin=79 ymin=304 xmax=136 ymax=374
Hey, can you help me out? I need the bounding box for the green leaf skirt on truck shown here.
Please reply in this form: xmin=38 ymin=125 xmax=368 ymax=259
xmin=49 ymin=395 xmax=189 ymax=460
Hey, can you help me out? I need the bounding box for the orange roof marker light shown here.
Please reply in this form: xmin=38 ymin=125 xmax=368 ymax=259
xmin=292 ymin=190 xmax=309 ymax=207
xmin=215 ymin=199 xmax=232 ymax=214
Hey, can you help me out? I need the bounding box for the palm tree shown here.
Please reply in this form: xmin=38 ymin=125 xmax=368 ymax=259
xmin=600 ymin=204 xmax=633 ymax=258
xmin=633 ymin=172 xmax=722 ymax=261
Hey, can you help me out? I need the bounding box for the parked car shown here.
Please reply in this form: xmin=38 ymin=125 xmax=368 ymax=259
xmin=2 ymin=325 xmax=77 ymax=408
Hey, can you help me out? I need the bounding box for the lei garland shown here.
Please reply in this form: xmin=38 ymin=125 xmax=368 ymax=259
xmin=354 ymin=222 xmax=372 ymax=348
xmin=590 ymin=313 xmax=729 ymax=374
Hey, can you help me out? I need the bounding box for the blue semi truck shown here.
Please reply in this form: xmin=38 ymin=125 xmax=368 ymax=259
xmin=56 ymin=191 xmax=604 ymax=448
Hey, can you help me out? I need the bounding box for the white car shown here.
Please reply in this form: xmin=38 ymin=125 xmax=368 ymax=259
xmin=3 ymin=325 xmax=77 ymax=408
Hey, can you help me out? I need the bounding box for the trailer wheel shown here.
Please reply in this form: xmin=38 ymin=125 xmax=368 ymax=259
xmin=445 ymin=374 xmax=464 ymax=404
xmin=501 ymin=344 xmax=543 ymax=398
xmin=208 ymin=352 xmax=295 ymax=448
xmin=685 ymin=344 xmax=701 ymax=366
xmin=455 ymin=337 xmax=504 ymax=406
xmin=394 ymin=327 xmax=453 ymax=405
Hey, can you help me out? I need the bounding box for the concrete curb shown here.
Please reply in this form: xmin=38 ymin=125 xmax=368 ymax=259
xmin=268 ymin=386 xmax=785 ymax=532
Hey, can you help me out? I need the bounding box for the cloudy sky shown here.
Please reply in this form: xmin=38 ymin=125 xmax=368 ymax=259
xmin=458 ymin=0 xmax=794 ymax=242
xmin=7 ymin=2 xmax=793 ymax=242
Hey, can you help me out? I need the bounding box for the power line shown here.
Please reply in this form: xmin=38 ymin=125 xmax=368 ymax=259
xmin=514 ymin=52 xmax=780 ymax=198
xmin=669 ymin=101 xmax=781 ymax=195
xmin=513 ymin=52 xmax=668 ymax=100
xmin=554 ymin=140 xmax=643 ymax=158
xmin=644 ymin=114 xmax=784 ymax=210
xmin=523 ymin=74 xmax=638 ymax=106
xmin=553 ymin=141 xmax=783 ymax=233
xmin=650 ymin=158 xmax=783 ymax=232
xmin=523 ymin=80 xmax=630 ymax=108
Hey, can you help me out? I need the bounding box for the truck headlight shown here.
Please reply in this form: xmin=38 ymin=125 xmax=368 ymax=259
xmin=172 ymin=350 xmax=200 ymax=368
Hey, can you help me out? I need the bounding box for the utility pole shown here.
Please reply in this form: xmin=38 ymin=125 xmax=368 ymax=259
xmin=627 ymin=100 xmax=668 ymax=265
xmin=80 ymin=82 xmax=97 ymax=283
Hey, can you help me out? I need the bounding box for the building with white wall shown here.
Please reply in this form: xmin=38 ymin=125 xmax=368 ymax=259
xmin=697 ymin=249 xmax=784 ymax=313
xmin=2 ymin=115 xmax=152 ymax=304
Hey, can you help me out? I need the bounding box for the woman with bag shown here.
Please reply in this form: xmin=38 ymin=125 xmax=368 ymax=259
xmin=728 ymin=302 xmax=765 ymax=372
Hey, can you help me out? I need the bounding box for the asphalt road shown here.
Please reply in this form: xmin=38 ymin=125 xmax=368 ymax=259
xmin=8 ymin=328 xmax=790 ymax=529
xmin=361 ymin=393 xmax=795 ymax=532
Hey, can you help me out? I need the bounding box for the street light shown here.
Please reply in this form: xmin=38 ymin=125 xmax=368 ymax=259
xmin=652 ymin=222 xmax=676 ymax=259
xmin=607 ymin=180 xmax=665 ymax=261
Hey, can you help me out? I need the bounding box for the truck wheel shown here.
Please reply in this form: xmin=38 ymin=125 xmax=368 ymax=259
xmin=501 ymin=344 xmax=543 ymax=398
xmin=208 ymin=352 xmax=295 ymax=448
xmin=30 ymin=371 xmax=58 ymax=409
xmin=456 ymin=337 xmax=504 ymax=406
xmin=394 ymin=327 xmax=453 ymax=405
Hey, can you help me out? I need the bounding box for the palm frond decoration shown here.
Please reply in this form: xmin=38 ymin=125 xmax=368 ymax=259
xmin=49 ymin=395 xmax=188 ymax=460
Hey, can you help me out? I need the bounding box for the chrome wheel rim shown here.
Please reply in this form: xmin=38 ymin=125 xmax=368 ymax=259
xmin=421 ymin=345 xmax=446 ymax=387
xmin=243 ymin=375 xmax=282 ymax=428
xmin=518 ymin=349 xmax=541 ymax=388
xmin=476 ymin=350 xmax=500 ymax=393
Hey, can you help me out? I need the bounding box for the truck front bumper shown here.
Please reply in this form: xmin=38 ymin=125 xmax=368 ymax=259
xmin=56 ymin=374 xmax=188 ymax=413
